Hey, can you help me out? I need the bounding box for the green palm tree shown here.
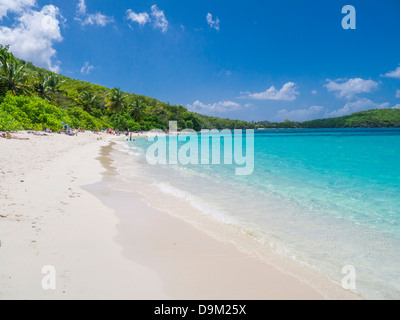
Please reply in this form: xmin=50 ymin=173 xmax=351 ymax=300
xmin=0 ymin=48 xmax=10 ymax=67
xmin=0 ymin=55 xmax=32 ymax=96
xmin=76 ymin=91 xmax=97 ymax=113
xmin=106 ymin=88 xmax=127 ymax=114
xmin=0 ymin=49 xmax=9 ymax=96
xmin=33 ymin=71 xmax=52 ymax=100
xmin=47 ymin=74 xmax=66 ymax=94
xmin=129 ymin=99 xmax=146 ymax=122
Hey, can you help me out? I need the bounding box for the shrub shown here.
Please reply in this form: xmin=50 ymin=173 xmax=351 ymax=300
xmin=0 ymin=109 xmax=23 ymax=131
xmin=67 ymin=107 xmax=107 ymax=130
xmin=0 ymin=93 xmax=71 ymax=131
xmin=108 ymin=113 xmax=141 ymax=131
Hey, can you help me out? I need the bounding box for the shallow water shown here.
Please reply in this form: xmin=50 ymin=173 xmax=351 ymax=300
xmin=120 ymin=128 xmax=400 ymax=299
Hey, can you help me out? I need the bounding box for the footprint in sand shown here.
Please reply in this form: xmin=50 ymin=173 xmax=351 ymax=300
xmin=69 ymin=192 xmax=81 ymax=199
xmin=29 ymin=240 xmax=37 ymax=249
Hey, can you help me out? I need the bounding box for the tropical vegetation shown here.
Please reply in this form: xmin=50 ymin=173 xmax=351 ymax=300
xmin=1 ymin=44 xmax=399 ymax=132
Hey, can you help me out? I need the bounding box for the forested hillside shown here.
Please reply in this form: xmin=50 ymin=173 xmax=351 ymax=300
xmin=1 ymin=45 xmax=399 ymax=132
xmin=0 ymin=45 xmax=251 ymax=132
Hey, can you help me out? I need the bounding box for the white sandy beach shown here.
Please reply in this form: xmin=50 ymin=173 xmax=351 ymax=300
xmin=0 ymin=132 xmax=166 ymax=299
xmin=0 ymin=132 xmax=358 ymax=299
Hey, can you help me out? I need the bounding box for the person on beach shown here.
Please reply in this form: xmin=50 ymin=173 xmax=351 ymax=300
xmin=1 ymin=132 xmax=29 ymax=140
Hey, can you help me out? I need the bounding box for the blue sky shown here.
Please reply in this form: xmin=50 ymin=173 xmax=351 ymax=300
xmin=0 ymin=0 xmax=400 ymax=122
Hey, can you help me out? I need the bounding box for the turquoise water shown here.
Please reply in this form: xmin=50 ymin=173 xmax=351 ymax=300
xmin=123 ymin=128 xmax=400 ymax=299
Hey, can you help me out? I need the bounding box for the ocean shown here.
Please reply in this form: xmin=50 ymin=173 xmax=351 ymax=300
xmin=117 ymin=128 xmax=400 ymax=299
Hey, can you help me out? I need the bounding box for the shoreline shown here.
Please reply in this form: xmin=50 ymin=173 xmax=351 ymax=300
xmin=88 ymin=141 xmax=325 ymax=299
xmin=89 ymin=138 xmax=361 ymax=300
xmin=0 ymin=131 xmax=360 ymax=299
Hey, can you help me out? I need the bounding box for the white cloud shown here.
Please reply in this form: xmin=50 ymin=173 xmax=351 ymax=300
xmin=311 ymin=90 xmax=318 ymax=95
xmin=383 ymin=65 xmax=400 ymax=79
xmin=325 ymin=78 xmax=379 ymax=99
xmin=126 ymin=10 xmax=150 ymax=26
xmin=187 ymin=100 xmax=248 ymax=113
xmin=396 ymin=89 xmax=400 ymax=99
xmin=81 ymin=13 xmax=113 ymax=27
xmin=80 ymin=61 xmax=94 ymax=74
xmin=75 ymin=0 xmax=113 ymax=27
xmin=0 ymin=0 xmax=36 ymax=19
xmin=0 ymin=4 xmax=63 ymax=72
xmin=76 ymin=0 xmax=86 ymax=15
xmin=151 ymin=5 xmax=168 ymax=33
xmin=326 ymin=98 xmax=389 ymax=118
xmin=206 ymin=13 xmax=220 ymax=31
xmin=125 ymin=5 xmax=168 ymax=33
xmin=275 ymin=106 xmax=325 ymax=122
xmin=393 ymin=104 xmax=400 ymax=109
xmin=242 ymin=82 xmax=299 ymax=101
